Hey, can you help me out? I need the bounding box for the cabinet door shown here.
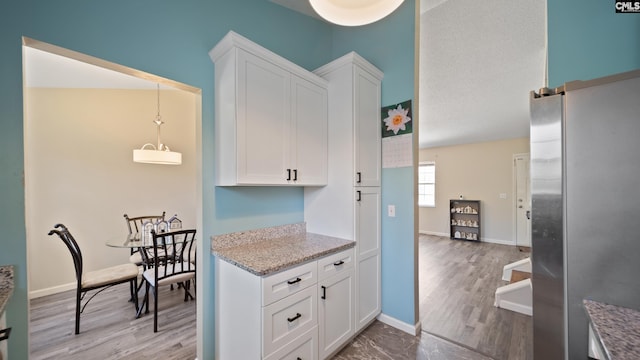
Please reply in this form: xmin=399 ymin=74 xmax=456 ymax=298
xmin=291 ymin=75 xmax=328 ymax=185
xmin=237 ymin=49 xmax=291 ymax=184
xmin=354 ymin=187 xmax=381 ymax=331
xmin=354 ymin=67 xmax=381 ymax=187
xmin=318 ymin=269 xmax=355 ymax=359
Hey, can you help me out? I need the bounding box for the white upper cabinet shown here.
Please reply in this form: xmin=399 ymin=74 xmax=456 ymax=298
xmin=353 ymin=66 xmax=382 ymax=187
xmin=210 ymin=31 xmax=328 ymax=186
xmin=313 ymin=53 xmax=382 ymax=188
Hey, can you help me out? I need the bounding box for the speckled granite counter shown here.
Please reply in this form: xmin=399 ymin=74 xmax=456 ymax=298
xmin=584 ymin=299 xmax=640 ymax=360
xmin=211 ymin=222 xmax=355 ymax=276
xmin=0 ymin=266 xmax=14 ymax=314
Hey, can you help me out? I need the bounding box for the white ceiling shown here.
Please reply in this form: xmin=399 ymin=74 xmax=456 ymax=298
xmin=24 ymin=47 xmax=161 ymax=89
xmin=26 ymin=0 xmax=547 ymax=149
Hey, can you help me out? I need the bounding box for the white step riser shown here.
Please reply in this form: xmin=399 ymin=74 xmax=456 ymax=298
xmin=501 ymin=257 xmax=531 ymax=282
xmin=494 ymin=278 xmax=532 ymax=316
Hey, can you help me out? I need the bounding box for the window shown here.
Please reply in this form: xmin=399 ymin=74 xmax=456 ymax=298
xmin=418 ymin=162 xmax=435 ymax=207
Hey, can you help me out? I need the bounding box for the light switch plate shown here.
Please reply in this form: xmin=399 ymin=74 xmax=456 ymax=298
xmin=388 ymin=205 xmax=396 ymax=217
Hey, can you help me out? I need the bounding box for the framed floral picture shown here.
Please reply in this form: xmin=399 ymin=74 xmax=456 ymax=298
xmin=381 ymin=100 xmax=412 ymax=138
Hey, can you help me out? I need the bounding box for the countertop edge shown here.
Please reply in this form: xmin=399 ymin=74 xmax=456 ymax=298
xmin=214 ymin=241 xmax=355 ymax=276
xmin=583 ymin=299 xmax=640 ymax=360
xmin=0 ymin=265 xmax=15 ymax=314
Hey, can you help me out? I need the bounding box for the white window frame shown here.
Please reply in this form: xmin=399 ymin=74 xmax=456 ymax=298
xmin=418 ymin=161 xmax=435 ymax=207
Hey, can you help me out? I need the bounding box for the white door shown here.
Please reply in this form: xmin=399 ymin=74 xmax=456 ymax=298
xmin=515 ymin=153 xmax=531 ymax=247
xmin=354 ymin=187 xmax=381 ymax=331
xmin=236 ymin=49 xmax=290 ymax=184
xmin=318 ymin=269 xmax=354 ymax=359
xmin=353 ymin=67 xmax=381 ymax=187
xmin=291 ymin=74 xmax=328 ymax=186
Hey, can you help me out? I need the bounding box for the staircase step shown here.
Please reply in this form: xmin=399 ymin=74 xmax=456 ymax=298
xmin=510 ymin=270 xmax=531 ymax=284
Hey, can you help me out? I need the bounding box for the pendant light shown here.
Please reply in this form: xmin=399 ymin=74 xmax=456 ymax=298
xmin=133 ymin=84 xmax=182 ymax=165
xmin=309 ymin=0 xmax=404 ymax=26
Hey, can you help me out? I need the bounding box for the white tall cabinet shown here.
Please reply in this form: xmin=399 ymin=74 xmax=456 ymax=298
xmin=304 ymin=52 xmax=383 ymax=333
xmin=209 ymin=31 xmax=328 ymax=186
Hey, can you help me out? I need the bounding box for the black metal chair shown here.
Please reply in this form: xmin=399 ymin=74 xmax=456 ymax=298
xmin=123 ymin=212 xmax=166 ymax=266
xmin=48 ymin=224 xmax=139 ymax=334
xmin=141 ymin=229 xmax=196 ymax=332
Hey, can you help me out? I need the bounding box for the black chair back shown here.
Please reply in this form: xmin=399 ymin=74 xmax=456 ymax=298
xmin=123 ymin=212 xmax=166 ymax=234
xmin=148 ymin=229 xmax=196 ymax=283
xmin=48 ymin=223 xmax=83 ymax=286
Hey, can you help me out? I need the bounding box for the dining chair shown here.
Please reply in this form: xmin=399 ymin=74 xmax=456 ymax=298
xmin=142 ymin=228 xmax=196 ymax=332
xmin=123 ymin=212 xmax=166 ymax=267
xmin=48 ymin=223 xmax=139 ymax=334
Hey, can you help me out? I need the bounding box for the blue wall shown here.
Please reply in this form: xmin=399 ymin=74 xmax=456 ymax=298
xmin=0 ymin=1 xmax=417 ymax=359
xmin=548 ymin=0 xmax=640 ymax=87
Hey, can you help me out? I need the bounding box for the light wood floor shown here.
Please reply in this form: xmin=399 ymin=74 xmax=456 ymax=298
xmin=30 ymin=283 xmax=196 ymax=360
xmin=31 ymin=236 xmax=531 ymax=359
xmin=419 ymin=234 xmax=533 ymax=360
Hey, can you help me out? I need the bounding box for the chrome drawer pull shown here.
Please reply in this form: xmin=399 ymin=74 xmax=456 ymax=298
xmin=287 ymin=277 xmax=302 ymax=285
xmin=287 ymin=313 xmax=302 ymax=322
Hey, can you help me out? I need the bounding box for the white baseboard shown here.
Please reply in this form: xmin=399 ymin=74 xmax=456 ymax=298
xmin=419 ymin=230 xmax=448 ymax=237
xmin=377 ymin=313 xmax=422 ymax=336
xmin=496 ymin=300 xmax=532 ymax=316
xmin=29 ymin=282 xmax=75 ymax=299
xmin=419 ymin=230 xmax=515 ymax=246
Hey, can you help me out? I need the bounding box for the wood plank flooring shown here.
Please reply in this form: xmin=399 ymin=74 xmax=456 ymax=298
xmin=30 ymin=283 xmax=196 ymax=360
xmin=30 ymin=235 xmax=531 ymax=359
xmin=419 ymin=234 xmax=533 ymax=360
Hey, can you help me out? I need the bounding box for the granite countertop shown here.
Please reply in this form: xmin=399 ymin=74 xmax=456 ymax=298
xmin=0 ymin=265 xmax=15 ymax=314
xmin=212 ymin=223 xmax=355 ymax=276
xmin=584 ymin=299 xmax=640 ymax=360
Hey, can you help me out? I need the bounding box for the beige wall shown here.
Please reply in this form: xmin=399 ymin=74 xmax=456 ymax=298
xmin=419 ymin=138 xmax=529 ymax=244
xmin=25 ymin=88 xmax=197 ymax=296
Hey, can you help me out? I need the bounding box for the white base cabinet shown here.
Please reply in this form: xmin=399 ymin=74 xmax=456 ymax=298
xmin=215 ymin=248 xmax=354 ymax=360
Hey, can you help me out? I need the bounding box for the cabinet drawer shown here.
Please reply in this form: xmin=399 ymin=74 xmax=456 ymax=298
xmin=264 ymin=326 xmax=318 ymax=360
xmin=317 ymin=248 xmax=354 ymax=281
xmin=263 ymin=286 xmax=317 ymax=357
xmin=263 ymin=261 xmax=317 ymax=306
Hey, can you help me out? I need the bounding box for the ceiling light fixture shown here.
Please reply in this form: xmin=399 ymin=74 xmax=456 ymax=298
xmin=133 ymin=84 xmax=182 ymax=165
xmin=309 ymin=0 xmax=404 ymax=26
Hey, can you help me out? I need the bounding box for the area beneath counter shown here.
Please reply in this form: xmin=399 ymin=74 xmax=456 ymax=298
xmin=211 ymin=222 xmax=355 ymax=276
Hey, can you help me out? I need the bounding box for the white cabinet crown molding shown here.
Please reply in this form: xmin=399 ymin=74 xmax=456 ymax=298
xmin=209 ymin=31 xmax=328 ymax=88
xmin=313 ymin=51 xmax=383 ymax=81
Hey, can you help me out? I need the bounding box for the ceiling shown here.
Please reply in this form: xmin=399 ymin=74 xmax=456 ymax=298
xmin=272 ymin=0 xmax=547 ymax=149
xmin=24 ymin=47 xmax=161 ymax=89
xmin=26 ymin=0 xmax=547 ymax=149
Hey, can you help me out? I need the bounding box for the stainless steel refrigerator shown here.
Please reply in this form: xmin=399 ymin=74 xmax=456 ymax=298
xmin=530 ymin=69 xmax=640 ymax=359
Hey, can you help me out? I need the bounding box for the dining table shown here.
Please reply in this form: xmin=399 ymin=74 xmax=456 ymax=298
xmin=106 ymin=232 xmax=153 ymax=319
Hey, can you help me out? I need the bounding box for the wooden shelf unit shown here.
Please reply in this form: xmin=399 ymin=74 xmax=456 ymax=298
xmin=450 ymin=200 xmax=481 ymax=241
